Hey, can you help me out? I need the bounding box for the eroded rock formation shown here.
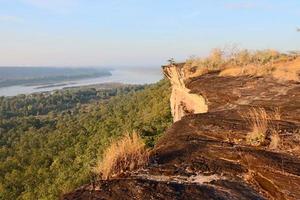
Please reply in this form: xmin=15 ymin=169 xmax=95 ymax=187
xmin=162 ymin=63 xmax=208 ymax=121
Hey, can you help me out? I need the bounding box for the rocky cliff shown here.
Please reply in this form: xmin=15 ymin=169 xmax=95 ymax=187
xmin=63 ymin=63 xmax=300 ymax=200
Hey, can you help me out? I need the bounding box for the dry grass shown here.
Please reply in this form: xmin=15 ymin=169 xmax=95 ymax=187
xmin=94 ymin=132 xmax=149 ymax=180
xmin=271 ymin=107 xmax=281 ymax=120
xmin=184 ymin=48 xmax=225 ymax=77
xmin=271 ymin=59 xmax=300 ymax=81
xmin=183 ymin=48 xmax=300 ymax=81
xmin=219 ymin=65 xmax=275 ymax=77
xmin=293 ymin=130 xmax=300 ymax=156
xmin=269 ymin=130 xmax=280 ymax=150
xmin=241 ymin=107 xmax=283 ymax=147
xmin=219 ymin=57 xmax=300 ymax=82
xmin=268 ymin=108 xmax=281 ymax=150
xmin=242 ymin=108 xmax=269 ymax=146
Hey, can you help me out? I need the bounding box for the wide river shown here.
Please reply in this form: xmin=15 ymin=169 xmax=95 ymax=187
xmin=0 ymin=67 xmax=163 ymax=97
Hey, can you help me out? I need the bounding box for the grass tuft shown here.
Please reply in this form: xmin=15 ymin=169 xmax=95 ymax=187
xmin=241 ymin=107 xmax=283 ymax=147
xmin=242 ymin=107 xmax=269 ymax=146
xmin=269 ymin=130 xmax=280 ymax=150
xmin=272 ymin=107 xmax=281 ymax=120
xmin=94 ymin=132 xmax=149 ymax=180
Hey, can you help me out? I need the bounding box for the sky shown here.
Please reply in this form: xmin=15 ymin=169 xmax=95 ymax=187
xmin=0 ymin=0 xmax=299 ymax=67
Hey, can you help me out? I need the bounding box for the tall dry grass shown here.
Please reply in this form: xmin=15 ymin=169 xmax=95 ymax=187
xmin=271 ymin=107 xmax=281 ymax=120
xmin=94 ymin=132 xmax=149 ymax=180
xmin=183 ymin=48 xmax=225 ymax=77
xmin=269 ymin=130 xmax=280 ymax=150
xmin=219 ymin=51 xmax=300 ymax=81
xmin=242 ymin=108 xmax=269 ymax=146
xmin=184 ymin=48 xmax=300 ymax=81
xmin=241 ymin=107 xmax=282 ymax=147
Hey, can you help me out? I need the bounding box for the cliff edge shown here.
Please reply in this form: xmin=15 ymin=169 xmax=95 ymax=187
xmin=63 ymin=62 xmax=300 ymax=200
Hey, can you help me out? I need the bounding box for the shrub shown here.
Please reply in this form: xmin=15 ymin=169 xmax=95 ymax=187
xmin=94 ymin=132 xmax=149 ymax=180
xmin=252 ymin=49 xmax=280 ymax=65
xmin=233 ymin=49 xmax=252 ymax=66
xmin=183 ymin=48 xmax=225 ymax=77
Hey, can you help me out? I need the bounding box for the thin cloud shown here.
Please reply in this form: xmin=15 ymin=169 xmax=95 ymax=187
xmin=21 ymin=0 xmax=78 ymax=13
xmin=183 ymin=11 xmax=202 ymax=19
xmin=224 ymin=2 xmax=259 ymax=10
xmin=0 ymin=15 xmax=24 ymax=23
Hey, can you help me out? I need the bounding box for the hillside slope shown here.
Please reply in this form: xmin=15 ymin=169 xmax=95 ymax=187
xmin=0 ymin=81 xmax=172 ymax=199
xmin=64 ymin=61 xmax=300 ymax=200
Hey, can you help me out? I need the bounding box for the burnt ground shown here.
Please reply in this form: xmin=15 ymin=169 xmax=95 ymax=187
xmin=63 ymin=73 xmax=300 ymax=200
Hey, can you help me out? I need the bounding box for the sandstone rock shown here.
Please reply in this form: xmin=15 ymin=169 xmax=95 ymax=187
xmin=162 ymin=63 xmax=208 ymax=122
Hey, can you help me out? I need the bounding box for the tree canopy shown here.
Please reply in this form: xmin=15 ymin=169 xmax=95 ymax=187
xmin=0 ymin=79 xmax=172 ymax=199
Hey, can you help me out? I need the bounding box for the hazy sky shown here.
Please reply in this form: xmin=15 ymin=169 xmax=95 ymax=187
xmin=0 ymin=0 xmax=299 ymax=67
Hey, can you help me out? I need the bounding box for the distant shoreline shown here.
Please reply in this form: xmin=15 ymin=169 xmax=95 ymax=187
xmin=0 ymin=67 xmax=112 ymax=88
xmin=35 ymin=83 xmax=71 ymax=89
xmin=0 ymin=67 xmax=163 ymax=97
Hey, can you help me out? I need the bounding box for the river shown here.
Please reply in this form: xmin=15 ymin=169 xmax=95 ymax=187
xmin=0 ymin=67 xmax=163 ymax=97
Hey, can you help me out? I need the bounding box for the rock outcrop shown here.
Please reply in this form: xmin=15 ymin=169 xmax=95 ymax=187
xmin=162 ymin=63 xmax=208 ymax=122
xmin=63 ymin=63 xmax=300 ymax=200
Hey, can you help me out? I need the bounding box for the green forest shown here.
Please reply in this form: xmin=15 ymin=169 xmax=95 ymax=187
xmin=0 ymin=79 xmax=172 ymax=200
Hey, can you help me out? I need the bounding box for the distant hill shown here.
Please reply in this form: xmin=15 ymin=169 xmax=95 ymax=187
xmin=0 ymin=67 xmax=112 ymax=87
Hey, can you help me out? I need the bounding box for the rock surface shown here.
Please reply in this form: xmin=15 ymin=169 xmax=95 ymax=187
xmin=63 ymin=63 xmax=300 ymax=200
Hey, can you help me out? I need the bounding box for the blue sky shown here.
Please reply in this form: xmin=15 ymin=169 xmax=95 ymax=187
xmin=0 ymin=0 xmax=299 ymax=67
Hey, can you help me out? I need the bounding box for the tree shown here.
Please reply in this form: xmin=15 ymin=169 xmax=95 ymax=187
xmin=167 ymin=58 xmax=175 ymax=65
